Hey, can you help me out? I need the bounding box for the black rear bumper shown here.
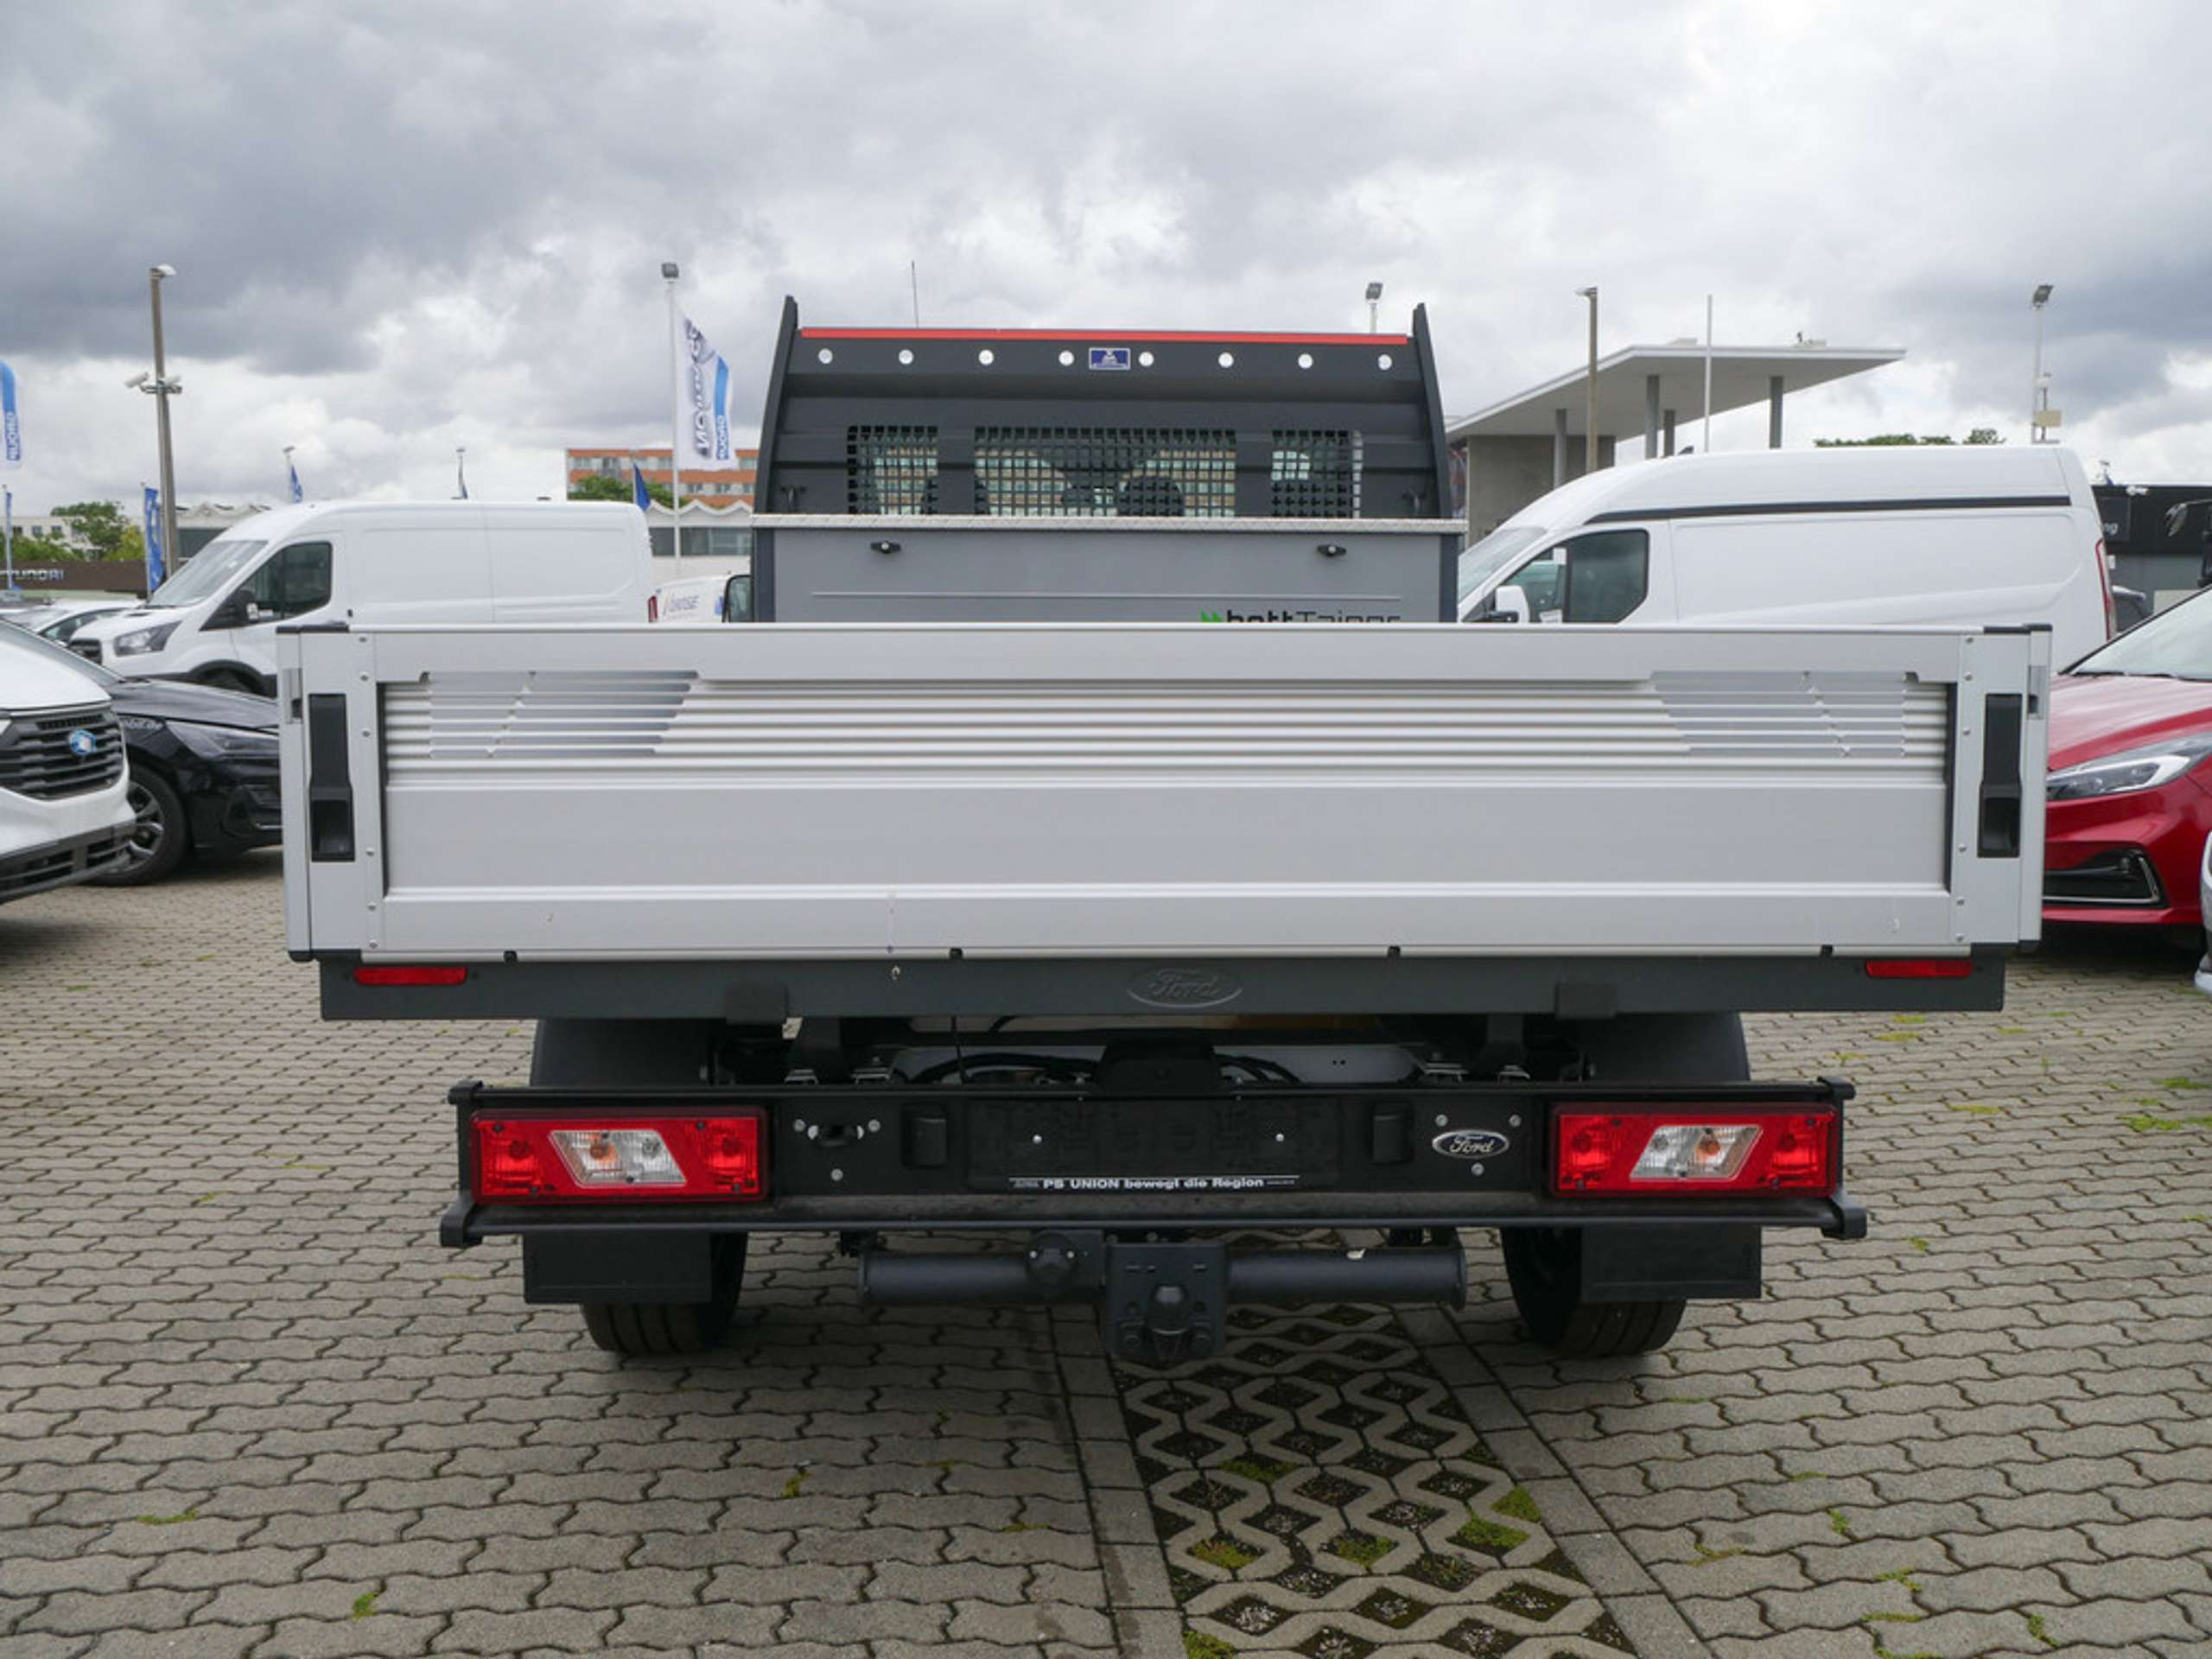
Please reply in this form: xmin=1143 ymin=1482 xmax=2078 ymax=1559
xmin=438 ymin=1075 xmax=1868 ymax=1247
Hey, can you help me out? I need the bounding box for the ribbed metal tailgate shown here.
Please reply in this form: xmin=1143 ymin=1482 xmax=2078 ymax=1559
xmin=282 ymin=623 xmax=2046 ymax=962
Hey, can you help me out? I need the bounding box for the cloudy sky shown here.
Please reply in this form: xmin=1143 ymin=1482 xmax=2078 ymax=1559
xmin=3 ymin=0 xmax=2209 ymax=512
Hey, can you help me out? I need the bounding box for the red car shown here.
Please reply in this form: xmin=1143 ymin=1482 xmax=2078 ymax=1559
xmin=2045 ymin=588 xmax=2212 ymax=928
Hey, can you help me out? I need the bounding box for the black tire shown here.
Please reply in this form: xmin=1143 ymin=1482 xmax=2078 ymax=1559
xmin=1503 ymin=1013 xmax=1751 ymax=1359
xmin=92 ymin=767 xmax=189 ymax=886
xmin=579 ymin=1236 xmax=748 ymax=1357
xmin=194 ymin=667 xmax=265 ymax=696
xmin=1503 ymin=1228 xmax=1685 ymax=1358
xmin=529 ymin=1018 xmax=744 ymax=1357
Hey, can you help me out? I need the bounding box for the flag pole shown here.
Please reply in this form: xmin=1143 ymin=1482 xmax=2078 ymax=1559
xmin=3 ymin=485 xmax=14 ymax=594
xmin=1702 ymin=296 xmax=1714 ymax=454
xmin=664 ymin=261 xmax=683 ymax=565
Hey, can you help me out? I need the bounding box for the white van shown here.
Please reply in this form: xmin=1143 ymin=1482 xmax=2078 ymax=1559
xmin=72 ymin=501 xmax=653 ymax=693
xmin=0 ymin=628 xmax=134 ymax=901
xmin=648 ymin=570 xmax=754 ymax=625
xmin=1459 ymin=446 xmax=2113 ymax=666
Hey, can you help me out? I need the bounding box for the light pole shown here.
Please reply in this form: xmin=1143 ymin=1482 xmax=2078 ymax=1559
xmin=1365 ymin=281 xmax=1383 ymax=335
xmin=2031 ymin=283 xmax=2054 ymax=444
xmin=663 ymin=260 xmax=683 ymax=563
xmin=141 ymin=264 xmax=181 ymax=577
xmin=1577 ymin=287 xmax=1599 ymax=474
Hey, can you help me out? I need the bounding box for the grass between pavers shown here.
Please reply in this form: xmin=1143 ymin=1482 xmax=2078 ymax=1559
xmin=2123 ymin=1112 xmax=2212 ymax=1132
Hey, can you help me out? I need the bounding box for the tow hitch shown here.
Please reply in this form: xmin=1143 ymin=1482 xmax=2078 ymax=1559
xmin=854 ymin=1230 xmax=1465 ymax=1365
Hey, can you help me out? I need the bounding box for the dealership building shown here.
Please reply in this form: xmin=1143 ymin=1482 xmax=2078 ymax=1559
xmin=1448 ymin=342 xmax=1906 ymax=536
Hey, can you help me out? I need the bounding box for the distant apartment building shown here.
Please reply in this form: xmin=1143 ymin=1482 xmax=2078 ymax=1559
xmin=566 ymin=446 xmax=757 ymax=509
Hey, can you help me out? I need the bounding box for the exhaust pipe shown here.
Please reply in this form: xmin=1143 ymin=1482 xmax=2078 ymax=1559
xmin=1230 ymin=1246 xmax=1465 ymax=1308
xmin=856 ymin=1239 xmax=1464 ymax=1310
xmin=855 ymin=1251 xmax=1039 ymax=1305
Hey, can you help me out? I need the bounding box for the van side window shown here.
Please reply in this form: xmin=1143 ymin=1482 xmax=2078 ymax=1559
xmin=1560 ymin=528 xmax=1649 ymax=623
xmin=244 ymin=542 xmax=334 ymax=621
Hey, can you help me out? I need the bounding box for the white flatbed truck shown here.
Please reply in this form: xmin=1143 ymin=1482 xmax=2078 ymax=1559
xmin=278 ymin=305 xmax=2049 ymax=1364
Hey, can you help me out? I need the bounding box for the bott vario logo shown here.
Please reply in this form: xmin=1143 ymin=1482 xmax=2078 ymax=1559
xmin=1198 ymin=607 xmax=1402 ymax=623
xmin=1432 ymin=1128 xmax=1510 ymax=1160
xmin=66 ymin=728 xmax=100 ymax=759
xmin=1126 ymin=966 xmax=1243 ymax=1010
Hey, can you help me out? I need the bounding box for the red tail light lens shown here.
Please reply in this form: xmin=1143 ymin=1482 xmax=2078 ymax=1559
xmin=474 ymin=1114 xmax=766 ymax=1202
xmin=353 ymin=964 xmax=468 ymax=986
xmin=1863 ymin=958 xmax=1973 ymax=980
xmin=1551 ymin=1107 xmax=1837 ymax=1195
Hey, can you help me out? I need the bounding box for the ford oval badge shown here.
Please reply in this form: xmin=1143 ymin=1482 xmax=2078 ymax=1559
xmin=1432 ymin=1128 xmax=1509 ymax=1160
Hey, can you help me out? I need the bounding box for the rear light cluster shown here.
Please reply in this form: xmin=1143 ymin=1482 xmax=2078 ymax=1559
xmin=1552 ymin=1108 xmax=1837 ymax=1195
xmin=474 ymin=1114 xmax=766 ymax=1202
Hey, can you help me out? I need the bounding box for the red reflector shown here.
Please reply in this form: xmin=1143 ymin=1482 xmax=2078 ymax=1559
xmin=472 ymin=1114 xmax=766 ymax=1203
xmin=353 ymin=964 xmax=468 ymax=986
xmin=1863 ymin=959 xmax=1973 ymax=980
xmin=1551 ymin=1108 xmax=1837 ymax=1196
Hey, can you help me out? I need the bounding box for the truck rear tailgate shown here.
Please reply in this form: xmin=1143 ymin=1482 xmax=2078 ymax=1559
xmin=281 ymin=621 xmax=2046 ymax=968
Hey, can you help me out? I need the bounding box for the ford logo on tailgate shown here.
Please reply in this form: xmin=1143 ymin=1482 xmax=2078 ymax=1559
xmin=1127 ymin=966 xmax=1242 ymax=1010
xmin=1433 ymin=1128 xmax=1510 ymax=1160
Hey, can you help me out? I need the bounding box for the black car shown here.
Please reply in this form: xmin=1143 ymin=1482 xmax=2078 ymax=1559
xmin=0 ymin=622 xmax=279 ymax=884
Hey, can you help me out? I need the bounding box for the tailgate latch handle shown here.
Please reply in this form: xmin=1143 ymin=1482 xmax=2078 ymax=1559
xmin=1976 ymin=693 xmax=2024 ymax=858
xmin=306 ymin=692 xmax=356 ymax=863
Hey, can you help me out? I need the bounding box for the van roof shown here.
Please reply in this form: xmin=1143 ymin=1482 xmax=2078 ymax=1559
xmin=1503 ymin=444 xmax=2087 ymax=531
xmin=204 ymin=499 xmax=641 ymax=545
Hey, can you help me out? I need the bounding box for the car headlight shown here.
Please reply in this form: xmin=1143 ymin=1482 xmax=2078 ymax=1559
xmin=170 ymin=721 xmax=276 ymax=760
xmin=111 ymin=620 xmax=181 ymax=657
xmin=2047 ymin=734 xmax=2212 ymax=801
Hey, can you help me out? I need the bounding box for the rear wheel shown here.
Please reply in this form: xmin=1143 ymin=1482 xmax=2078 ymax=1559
xmin=92 ymin=768 xmax=189 ymax=886
xmin=1503 ymin=1228 xmax=1685 ymax=1357
xmin=194 ymin=667 xmax=264 ymax=696
xmin=529 ymin=1018 xmax=745 ymax=1357
xmin=1504 ymin=1013 xmax=1749 ymax=1358
xmin=578 ymin=1236 xmax=748 ymax=1356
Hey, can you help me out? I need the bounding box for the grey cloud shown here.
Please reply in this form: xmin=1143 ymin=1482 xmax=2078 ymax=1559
xmin=3 ymin=0 xmax=2210 ymax=506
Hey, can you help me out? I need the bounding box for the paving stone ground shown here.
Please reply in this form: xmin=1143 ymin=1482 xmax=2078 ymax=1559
xmin=2 ymin=856 xmax=2208 ymax=1659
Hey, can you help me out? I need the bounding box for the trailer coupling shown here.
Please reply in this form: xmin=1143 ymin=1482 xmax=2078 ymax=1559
xmin=853 ymin=1229 xmax=1465 ymax=1364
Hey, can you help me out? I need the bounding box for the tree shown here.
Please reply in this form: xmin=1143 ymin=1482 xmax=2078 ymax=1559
xmin=4 ymin=531 xmax=74 ymax=563
xmin=569 ymin=473 xmax=671 ymax=506
xmin=51 ymin=500 xmax=137 ymax=558
xmin=1815 ymin=429 xmax=2005 ymax=448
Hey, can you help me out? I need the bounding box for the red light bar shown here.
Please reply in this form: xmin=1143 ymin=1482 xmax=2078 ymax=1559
xmin=474 ymin=1114 xmax=766 ymax=1203
xmin=1863 ymin=958 xmax=1974 ymax=980
xmin=798 ymin=327 xmax=1409 ymax=346
xmin=1552 ymin=1107 xmax=1838 ymax=1196
xmin=353 ymin=964 xmax=468 ymax=987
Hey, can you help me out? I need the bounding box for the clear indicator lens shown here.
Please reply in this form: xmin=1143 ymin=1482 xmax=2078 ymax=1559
xmin=549 ymin=1128 xmax=685 ymax=1186
xmin=1630 ymin=1123 xmax=1760 ymax=1181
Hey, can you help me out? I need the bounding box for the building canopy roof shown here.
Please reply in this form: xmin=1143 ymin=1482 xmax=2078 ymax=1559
xmin=1447 ymin=344 xmax=1905 ymax=442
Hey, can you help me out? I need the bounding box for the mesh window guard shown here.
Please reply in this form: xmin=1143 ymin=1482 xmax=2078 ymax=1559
xmin=1271 ymin=429 xmax=1361 ymax=518
xmin=848 ymin=426 xmax=941 ymax=513
xmin=973 ymin=427 xmax=1236 ymax=518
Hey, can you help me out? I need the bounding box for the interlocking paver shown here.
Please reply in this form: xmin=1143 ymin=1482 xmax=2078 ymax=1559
xmin=6 ymin=850 xmax=2212 ymax=1657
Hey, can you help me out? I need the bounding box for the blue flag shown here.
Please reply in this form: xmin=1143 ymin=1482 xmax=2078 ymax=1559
xmin=0 ymin=360 xmax=21 ymax=469
xmin=288 ymin=455 xmax=303 ymax=502
xmin=143 ymin=486 xmax=166 ymax=589
xmin=631 ymin=457 xmax=652 ymax=512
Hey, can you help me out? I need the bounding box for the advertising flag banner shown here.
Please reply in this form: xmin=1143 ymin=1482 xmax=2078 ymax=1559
xmin=143 ymin=486 xmax=166 ymax=588
xmin=678 ymin=318 xmax=733 ymax=467
xmin=631 ymin=457 xmax=652 ymax=512
xmin=289 ymin=456 xmax=304 ymax=502
xmin=0 ymin=360 xmax=21 ymax=469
